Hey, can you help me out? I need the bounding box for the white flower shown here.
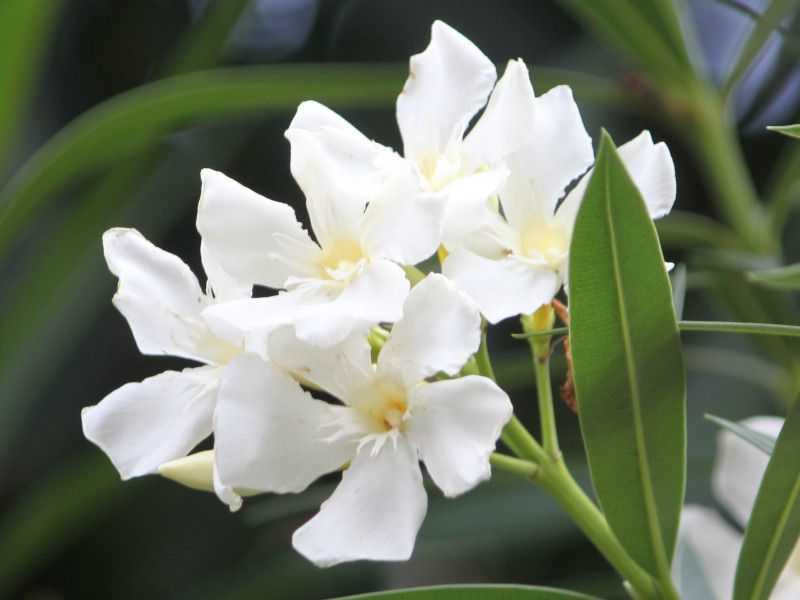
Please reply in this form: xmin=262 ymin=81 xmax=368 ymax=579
xmin=395 ymin=20 xmax=536 ymax=244
xmin=81 ymin=228 xmax=250 ymax=508
xmin=676 ymin=417 xmax=800 ymax=599
xmin=212 ymin=274 xmax=513 ymax=566
xmin=442 ymin=126 xmax=676 ymax=323
xmin=198 ymin=140 xmax=447 ymax=347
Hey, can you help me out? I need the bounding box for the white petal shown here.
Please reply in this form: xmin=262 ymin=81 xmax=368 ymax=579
xmin=501 ymin=84 xmax=593 ymax=230
xmin=396 ymin=20 xmax=496 ymax=162
xmin=408 ymin=376 xmax=512 ymax=497
xmin=712 ymin=415 xmax=784 ymax=527
xmin=214 ymin=353 xmax=356 ymax=495
xmin=200 ymin=241 xmax=251 ymax=302
xmin=553 ymin=131 xmax=675 ymax=233
xmin=379 ymin=274 xmax=480 ymax=385
xmin=360 ymin=167 xmax=447 ymax=265
xmin=675 ymin=505 xmax=742 ymax=600
xmin=103 ymin=228 xmax=223 ymax=363
xmin=268 ymin=325 xmax=373 ymax=405
xmin=442 ymin=246 xmax=560 ymax=323
xmin=617 ymin=131 xmax=676 ymax=219
xmin=82 ymin=366 xmax=218 ymax=479
xmin=291 ymin=259 xmax=409 ymax=346
xmin=286 ymin=120 xmax=402 ymax=248
xmin=619 ymin=131 xmax=676 ymax=219
xmin=440 ymin=168 xmax=509 ymax=248
xmin=461 ymin=59 xmax=537 ymax=171
xmin=292 ymin=435 xmax=427 ymax=567
xmin=196 ymin=168 xmax=321 ymax=290
xmin=287 ymin=100 xmax=368 ymax=138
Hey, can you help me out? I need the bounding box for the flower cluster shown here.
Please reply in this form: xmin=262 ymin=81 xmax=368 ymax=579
xmin=81 ymin=21 xmax=676 ymax=567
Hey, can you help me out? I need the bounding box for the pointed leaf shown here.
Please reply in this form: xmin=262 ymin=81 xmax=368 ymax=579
xmin=334 ymin=585 xmax=601 ymax=599
xmin=748 ymin=262 xmax=800 ymax=289
xmin=569 ymin=131 xmax=686 ymax=578
xmin=705 ymin=414 xmax=776 ymax=455
xmin=733 ymin=398 xmax=800 ymax=600
xmin=768 ymin=124 xmax=800 ymax=139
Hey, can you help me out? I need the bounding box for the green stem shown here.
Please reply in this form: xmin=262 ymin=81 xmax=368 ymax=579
xmin=492 ymin=453 xmax=660 ymax=599
xmin=685 ymin=82 xmax=775 ymax=255
xmin=474 ymin=325 xmax=547 ymax=463
xmin=521 ymin=309 xmax=560 ymax=457
xmin=514 ymin=320 xmax=800 ymax=340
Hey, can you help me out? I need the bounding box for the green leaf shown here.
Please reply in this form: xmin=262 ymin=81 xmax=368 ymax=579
xmin=332 ymin=585 xmax=601 ymax=600
xmin=554 ymin=0 xmax=693 ymax=84
xmin=747 ymin=262 xmax=800 ymax=289
xmin=0 ymin=64 xmax=405 ymax=259
xmin=768 ymin=124 xmax=800 ymax=139
xmin=705 ymin=414 xmax=777 ymax=454
xmin=568 ymin=131 xmax=686 ymax=580
xmin=0 ymin=0 xmax=63 ymax=175
xmin=733 ymin=397 xmax=800 ymax=600
xmin=724 ymin=0 xmax=800 ymax=95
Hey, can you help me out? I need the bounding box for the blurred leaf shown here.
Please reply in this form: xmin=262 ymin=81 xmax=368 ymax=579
xmin=0 ymin=452 xmax=129 ymax=597
xmin=733 ymin=397 xmax=800 ymax=600
xmin=569 ymin=131 xmax=686 ymax=579
xmin=747 ymin=262 xmax=800 ymax=289
xmin=158 ymin=0 xmax=250 ymax=75
xmin=554 ymin=0 xmax=693 ymax=84
xmin=333 ymin=585 xmax=602 ymax=599
xmin=671 ymin=264 xmax=687 ymax=319
xmin=655 ymin=211 xmax=743 ymax=250
xmin=684 ymin=344 xmax=790 ymax=398
xmin=0 ymin=0 xmax=63 ymax=175
xmin=768 ymin=124 xmax=800 ymax=139
xmin=723 ymin=0 xmax=799 ymax=95
xmin=705 ymin=414 xmax=777 ymax=454
xmin=0 ymin=64 xmax=406 ymax=259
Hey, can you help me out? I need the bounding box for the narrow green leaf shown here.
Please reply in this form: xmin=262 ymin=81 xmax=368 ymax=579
xmin=724 ymin=0 xmax=799 ymax=95
xmin=748 ymin=262 xmax=800 ymax=289
xmin=768 ymin=124 xmax=800 ymax=139
xmin=569 ymin=131 xmax=686 ymax=580
xmin=705 ymin=414 xmax=777 ymax=454
xmin=655 ymin=210 xmax=744 ymax=250
xmin=0 ymin=0 xmax=63 ymax=174
xmin=0 ymin=64 xmax=405 ymax=259
xmin=733 ymin=397 xmax=800 ymax=600
xmin=333 ymin=585 xmax=601 ymax=600
xmin=555 ymin=0 xmax=693 ymax=84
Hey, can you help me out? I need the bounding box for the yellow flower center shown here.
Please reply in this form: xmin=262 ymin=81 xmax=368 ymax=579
xmin=364 ymin=376 xmax=409 ymax=432
xmin=519 ymin=221 xmax=569 ymax=269
xmin=320 ymin=239 xmax=366 ymax=278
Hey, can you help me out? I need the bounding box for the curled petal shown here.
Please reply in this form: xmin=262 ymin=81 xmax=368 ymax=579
xmin=712 ymin=415 xmax=784 ymax=527
xmin=617 ymin=130 xmax=676 ymax=219
xmin=103 ymin=228 xmax=225 ymax=363
xmin=461 ymin=59 xmax=537 ymax=172
xmin=675 ymin=505 xmax=742 ymax=600
xmin=379 ymin=274 xmax=481 ymax=386
xmin=360 ymin=167 xmax=447 ymax=265
xmin=267 ymin=326 xmax=374 ymax=408
xmin=501 ymin=84 xmax=593 ymax=230
xmin=442 ymin=246 xmax=560 ymax=324
xmin=408 ymin=376 xmax=512 ymax=497
xmin=82 ymin=366 xmax=218 ymax=479
xmin=214 ymin=354 xmax=356 ymax=495
xmin=397 ymin=20 xmax=496 ymax=162
xmin=197 ymin=168 xmax=321 ymax=290
xmin=292 ymin=435 xmax=427 ymax=567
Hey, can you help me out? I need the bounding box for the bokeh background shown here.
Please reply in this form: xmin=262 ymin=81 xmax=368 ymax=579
xmin=1 ymin=1 xmax=800 ymax=598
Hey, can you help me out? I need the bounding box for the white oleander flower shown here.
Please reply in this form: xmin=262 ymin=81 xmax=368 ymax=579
xmin=676 ymin=417 xmax=800 ymax=600
xmin=198 ymin=145 xmax=447 ymax=347
xmin=442 ymin=127 xmax=676 ymax=323
xmin=212 ymin=274 xmax=513 ymax=566
xmin=81 ymin=227 xmax=251 ymax=508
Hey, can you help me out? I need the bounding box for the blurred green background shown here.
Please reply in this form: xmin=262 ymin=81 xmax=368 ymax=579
xmin=1 ymin=0 xmax=799 ymax=598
